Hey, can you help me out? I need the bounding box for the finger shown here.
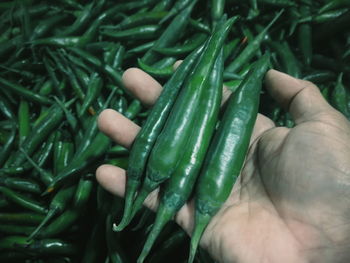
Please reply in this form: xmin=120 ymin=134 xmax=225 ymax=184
xmin=123 ymin=68 xmax=163 ymax=107
xmin=222 ymin=85 xmax=232 ymax=106
xmin=96 ymin=164 xmax=127 ymax=196
xmin=96 ymin=164 xmax=194 ymax=233
xmin=98 ymin=109 xmax=140 ymax=149
xmin=264 ymin=69 xmax=334 ymax=124
xmin=173 ymin=60 xmax=183 ymax=70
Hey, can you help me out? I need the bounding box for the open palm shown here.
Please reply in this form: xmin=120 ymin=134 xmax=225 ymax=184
xmin=97 ymin=69 xmax=350 ymax=263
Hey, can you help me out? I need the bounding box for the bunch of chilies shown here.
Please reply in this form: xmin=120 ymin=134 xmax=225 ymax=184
xmin=115 ymin=16 xmax=270 ymax=263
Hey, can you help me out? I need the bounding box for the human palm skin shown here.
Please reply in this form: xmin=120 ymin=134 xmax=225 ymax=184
xmin=96 ymin=69 xmax=350 ymax=263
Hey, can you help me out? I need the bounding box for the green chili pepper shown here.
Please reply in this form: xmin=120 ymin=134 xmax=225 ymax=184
xmin=46 ymin=131 xmax=110 ymax=193
xmin=141 ymin=1 xmax=196 ymax=64
xmin=15 ymin=238 xmax=78 ymax=255
xmin=0 ymin=123 xmax=16 ymax=167
xmin=107 ymin=145 xmax=129 ymax=157
xmin=137 ymin=49 xmax=224 ymax=263
xmin=0 ymin=186 xmax=48 ymax=214
xmin=78 ymin=72 xmax=103 ymax=117
xmin=30 ymin=12 xmax=107 ymax=47
xmin=267 ymin=40 xmax=301 ymax=77
xmin=314 ymin=10 xmax=350 ymax=41
xmin=34 ymin=131 xmax=57 ymax=169
xmin=257 ymin=0 xmax=295 ymax=7
xmin=331 ymin=73 xmax=350 ymax=119
xmin=0 ymin=93 xmax=15 ymax=120
xmin=303 ymin=70 xmax=336 ymax=84
xmin=30 ymin=14 xmax=68 ymax=41
xmin=159 ymin=0 xmax=193 ymax=24
xmin=115 ymin=45 xmax=204 ymax=231
xmin=116 ymin=11 xmax=167 ymax=30
xmin=125 ymin=40 xmax=156 ymax=58
xmin=9 ymin=103 xmax=64 ymax=167
xmin=137 ymin=58 xmax=174 ymax=79
xmin=225 ymin=10 xmax=282 ymax=73
xmin=45 ymin=85 xmax=116 ymax=192
xmin=101 ymin=25 xmax=160 ymax=40
xmin=189 ymin=18 xmax=211 ymax=34
xmin=122 ymin=17 xmax=235 ymax=232
xmin=54 ymin=139 xmax=75 ymax=175
xmin=124 ymin=99 xmax=143 ymax=120
xmin=0 ymin=213 xmax=45 ymax=225
xmin=298 ymin=0 xmax=312 ymax=66
xmin=39 ymin=79 xmax=54 ymax=96
xmin=67 ymin=47 xmax=124 ymax=90
xmin=211 ymin=0 xmax=225 ymax=27
xmin=0 ymin=77 xmax=53 ymax=105
xmin=0 ymin=224 xmax=35 ymax=236
xmin=112 ymin=44 xmax=125 ymax=70
xmin=18 ymin=100 xmax=30 ymax=145
xmin=21 ymin=147 xmax=54 ymax=186
xmin=59 ymin=1 xmax=95 ymax=36
xmin=28 ymin=184 xmax=77 ymax=240
xmin=319 ymin=0 xmax=350 ymax=14
xmin=39 ymin=176 xmax=93 ymax=237
xmin=153 ymin=33 xmax=207 ymax=56
xmin=152 ymin=0 xmax=174 ymax=11
xmin=0 ymin=177 xmax=41 ymax=194
xmin=300 ymin=8 xmax=350 ymax=24
xmin=189 ymin=53 xmax=270 ymax=263
xmin=113 ymin=96 xmax=128 ymax=115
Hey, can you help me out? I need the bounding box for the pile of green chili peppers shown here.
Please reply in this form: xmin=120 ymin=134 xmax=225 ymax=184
xmin=0 ymin=0 xmax=349 ymax=262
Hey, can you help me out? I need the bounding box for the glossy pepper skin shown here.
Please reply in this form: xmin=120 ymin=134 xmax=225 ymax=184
xmin=8 ymin=104 xmax=64 ymax=167
xmin=115 ymin=44 xmax=205 ymax=231
xmin=189 ymin=53 xmax=271 ymax=263
xmin=137 ymin=49 xmax=224 ymax=263
xmin=122 ymin=17 xmax=237 ymax=234
xmin=141 ymin=1 xmax=197 ymax=64
xmin=225 ymin=10 xmax=282 ymax=74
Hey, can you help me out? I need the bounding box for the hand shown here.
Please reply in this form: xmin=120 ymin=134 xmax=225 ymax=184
xmin=96 ymin=68 xmax=350 ymax=263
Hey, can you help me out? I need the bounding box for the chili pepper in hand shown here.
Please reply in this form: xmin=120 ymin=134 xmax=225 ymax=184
xmin=189 ymin=53 xmax=270 ymax=263
xmin=121 ymin=17 xmax=236 ymax=232
xmin=115 ymin=45 xmax=204 ymax=231
xmin=137 ymin=49 xmax=224 ymax=263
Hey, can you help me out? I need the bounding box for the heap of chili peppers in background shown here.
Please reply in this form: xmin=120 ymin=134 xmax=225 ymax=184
xmin=0 ymin=0 xmax=349 ymax=262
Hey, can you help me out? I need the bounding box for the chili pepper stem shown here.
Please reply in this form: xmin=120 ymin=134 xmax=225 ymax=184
xmin=137 ymin=202 xmax=174 ymax=263
xmin=113 ymin=179 xmax=139 ymax=231
xmin=113 ymin=187 xmax=147 ymax=231
xmin=114 ymin=177 xmax=158 ymax=231
xmin=188 ymin=212 xmax=211 ymax=263
xmin=28 ymin=208 xmax=57 ymax=241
